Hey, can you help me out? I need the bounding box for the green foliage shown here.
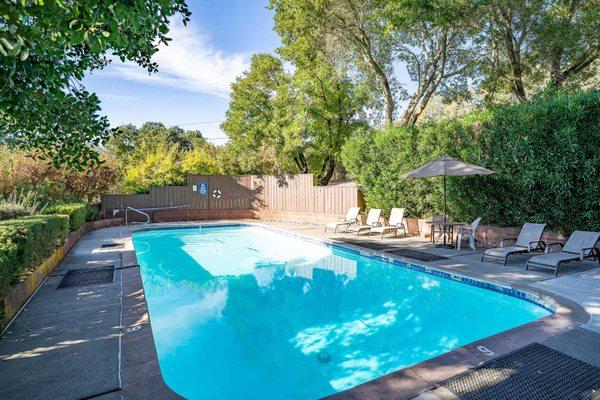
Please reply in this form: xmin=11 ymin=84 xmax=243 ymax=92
xmin=221 ymin=53 xmax=368 ymax=184
xmin=342 ymin=90 xmax=600 ymax=233
xmin=0 ymin=145 xmax=117 ymax=203
xmin=0 ymin=189 xmax=47 ymax=220
xmin=0 ymin=203 xmax=28 ymax=221
xmin=476 ymin=0 xmax=599 ymax=102
xmin=0 ymin=215 xmax=69 ymax=299
xmin=44 ymin=203 xmax=93 ymax=231
xmin=121 ymin=141 xmax=187 ymax=194
xmin=221 ymin=54 xmax=297 ymax=174
xmin=0 ymin=0 xmax=191 ymax=170
xmin=180 ymin=147 xmax=221 ymax=176
xmin=105 ymin=122 xmax=221 ymax=194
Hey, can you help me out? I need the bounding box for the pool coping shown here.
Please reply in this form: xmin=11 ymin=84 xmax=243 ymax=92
xmin=122 ymin=222 xmax=590 ymax=400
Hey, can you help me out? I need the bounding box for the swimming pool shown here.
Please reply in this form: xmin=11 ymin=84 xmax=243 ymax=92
xmin=132 ymin=225 xmax=551 ymax=400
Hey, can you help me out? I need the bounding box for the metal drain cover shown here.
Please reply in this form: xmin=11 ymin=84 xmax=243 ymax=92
xmin=101 ymin=243 xmax=124 ymax=249
xmin=444 ymin=343 xmax=600 ymax=400
xmin=57 ymin=266 xmax=115 ymax=289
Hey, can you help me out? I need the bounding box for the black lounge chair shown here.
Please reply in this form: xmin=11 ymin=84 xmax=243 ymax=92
xmin=481 ymin=223 xmax=546 ymax=265
xmin=526 ymin=231 xmax=600 ymax=276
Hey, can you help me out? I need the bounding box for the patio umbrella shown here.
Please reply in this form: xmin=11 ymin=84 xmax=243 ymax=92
xmin=401 ymin=155 xmax=494 ymax=219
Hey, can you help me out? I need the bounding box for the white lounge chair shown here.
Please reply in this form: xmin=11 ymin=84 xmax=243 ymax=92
xmin=481 ymin=223 xmax=546 ymax=265
xmin=324 ymin=207 xmax=361 ymax=233
xmin=455 ymin=217 xmax=481 ymax=251
xmin=369 ymin=208 xmax=406 ymax=239
xmin=526 ymin=231 xmax=600 ymax=276
xmin=347 ymin=209 xmax=382 ymax=236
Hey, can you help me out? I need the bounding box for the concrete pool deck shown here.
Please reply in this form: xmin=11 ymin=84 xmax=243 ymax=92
xmin=1 ymin=220 xmax=599 ymax=400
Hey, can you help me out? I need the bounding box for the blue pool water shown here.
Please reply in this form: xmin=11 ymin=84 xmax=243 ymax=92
xmin=132 ymin=225 xmax=550 ymax=400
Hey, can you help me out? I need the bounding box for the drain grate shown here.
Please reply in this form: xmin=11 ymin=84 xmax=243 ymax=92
xmin=444 ymin=343 xmax=600 ymax=400
xmin=57 ymin=266 xmax=115 ymax=289
xmin=101 ymin=243 xmax=124 ymax=249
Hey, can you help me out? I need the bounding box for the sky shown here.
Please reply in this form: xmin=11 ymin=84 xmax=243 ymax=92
xmin=83 ymin=0 xmax=280 ymax=144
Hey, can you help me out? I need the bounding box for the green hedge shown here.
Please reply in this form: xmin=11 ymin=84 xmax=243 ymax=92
xmin=44 ymin=203 xmax=94 ymax=231
xmin=0 ymin=215 xmax=69 ymax=298
xmin=341 ymin=90 xmax=600 ymax=234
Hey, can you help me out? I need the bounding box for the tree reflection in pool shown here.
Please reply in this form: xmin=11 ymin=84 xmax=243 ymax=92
xmin=132 ymin=226 xmax=550 ymax=400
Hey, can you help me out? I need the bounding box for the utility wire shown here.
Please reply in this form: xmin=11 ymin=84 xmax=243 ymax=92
xmin=178 ymin=120 xmax=223 ymax=126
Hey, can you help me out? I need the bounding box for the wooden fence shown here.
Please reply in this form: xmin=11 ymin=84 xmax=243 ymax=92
xmin=100 ymin=174 xmax=363 ymax=219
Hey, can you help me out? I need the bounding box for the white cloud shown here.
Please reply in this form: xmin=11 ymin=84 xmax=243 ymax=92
xmin=97 ymin=93 xmax=139 ymax=101
xmin=104 ymin=21 xmax=251 ymax=98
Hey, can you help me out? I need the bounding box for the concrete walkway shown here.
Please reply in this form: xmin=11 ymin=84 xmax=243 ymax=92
xmin=0 ymin=227 xmax=126 ymax=400
xmin=1 ymin=220 xmax=598 ymax=400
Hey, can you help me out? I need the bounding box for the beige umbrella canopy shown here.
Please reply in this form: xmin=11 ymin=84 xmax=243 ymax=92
xmin=401 ymin=155 xmax=494 ymax=218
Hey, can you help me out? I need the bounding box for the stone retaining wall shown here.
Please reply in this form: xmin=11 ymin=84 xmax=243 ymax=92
xmin=2 ymin=218 xmax=124 ymax=323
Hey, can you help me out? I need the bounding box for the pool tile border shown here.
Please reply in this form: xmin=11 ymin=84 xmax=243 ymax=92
xmin=127 ymin=222 xmax=589 ymax=400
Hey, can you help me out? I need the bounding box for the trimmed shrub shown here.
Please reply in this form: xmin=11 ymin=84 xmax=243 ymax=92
xmin=44 ymin=203 xmax=93 ymax=231
xmin=342 ymin=90 xmax=600 ymax=234
xmin=0 ymin=215 xmax=69 ymax=298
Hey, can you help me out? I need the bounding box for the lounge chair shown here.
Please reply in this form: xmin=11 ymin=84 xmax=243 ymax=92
xmin=347 ymin=208 xmax=382 ymax=236
xmin=526 ymin=231 xmax=600 ymax=276
xmin=481 ymin=223 xmax=546 ymax=265
xmin=324 ymin=206 xmax=361 ymax=233
xmin=369 ymin=208 xmax=406 ymax=239
xmin=455 ymin=217 xmax=481 ymax=251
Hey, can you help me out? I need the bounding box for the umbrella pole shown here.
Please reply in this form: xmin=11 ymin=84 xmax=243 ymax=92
xmin=444 ymin=174 xmax=447 ymax=220
xmin=443 ymin=175 xmax=448 ymax=245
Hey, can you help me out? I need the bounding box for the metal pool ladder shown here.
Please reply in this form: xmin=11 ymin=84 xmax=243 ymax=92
xmin=125 ymin=206 xmax=150 ymax=226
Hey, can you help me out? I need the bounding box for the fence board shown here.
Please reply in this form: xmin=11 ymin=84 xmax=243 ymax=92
xmin=100 ymin=174 xmax=361 ymax=216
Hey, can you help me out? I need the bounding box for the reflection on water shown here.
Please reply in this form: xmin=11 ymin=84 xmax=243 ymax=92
xmin=133 ymin=226 xmax=550 ymax=400
xmin=286 ymin=254 xmax=357 ymax=282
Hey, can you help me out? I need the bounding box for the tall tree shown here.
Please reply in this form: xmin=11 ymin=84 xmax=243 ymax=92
xmin=383 ymin=0 xmax=477 ymax=124
xmin=220 ymin=54 xmax=297 ymax=175
xmin=0 ymin=0 xmax=191 ymax=169
xmin=536 ymin=0 xmax=600 ymax=88
xmin=294 ymin=65 xmax=368 ymax=185
xmin=271 ymin=0 xmax=397 ymax=124
xmin=477 ymin=0 xmax=599 ymax=102
xmin=221 ymin=54 xmax=367 ymax=185
xmin=272 ymin=0 xmax=477 ymax=126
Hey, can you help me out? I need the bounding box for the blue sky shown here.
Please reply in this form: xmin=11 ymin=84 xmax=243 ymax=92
xmin=84 ymin=0 xmax=280 ymax=143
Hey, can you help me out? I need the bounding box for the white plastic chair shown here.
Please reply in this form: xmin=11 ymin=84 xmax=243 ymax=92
xmin=455 ymin=217 xmax=481 ymax=251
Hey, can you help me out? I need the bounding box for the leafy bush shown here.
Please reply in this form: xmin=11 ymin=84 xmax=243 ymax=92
xmin=0 ymin=189 xmax=47 ymax=220
xmin=0 ymin=145 xmax=117 ymax=203
xmin=44 ymin=203 xmax=93 ymax=231
xmin=342 ymin=90 xmax=600 ymax=234
xmin=0 ymin=215 xmax=69 ymax=298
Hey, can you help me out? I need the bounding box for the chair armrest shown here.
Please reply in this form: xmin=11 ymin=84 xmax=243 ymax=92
xmin=544 ymin=242 xmax=564 ymax=253
xmin=527 ymin=241 xmax=545 ymax=252
xmin=500 ymin=238 xmax=517 ymax=247
xmin=459 ymin=226 xmax=474 ymax=235
xmin=580 ymin=247 xmax=597 ymax=260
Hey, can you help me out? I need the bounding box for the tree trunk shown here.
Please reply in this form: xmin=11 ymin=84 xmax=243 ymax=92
xmin=317 ymin=156 xmax=336 ymax=186
xmin=363 ymin=51 xmax=395 ymax=124
xmin=293 ymin=152 xmax=309 ymax=173
xmin=503 ymin=28 xmax=527 ymax=102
